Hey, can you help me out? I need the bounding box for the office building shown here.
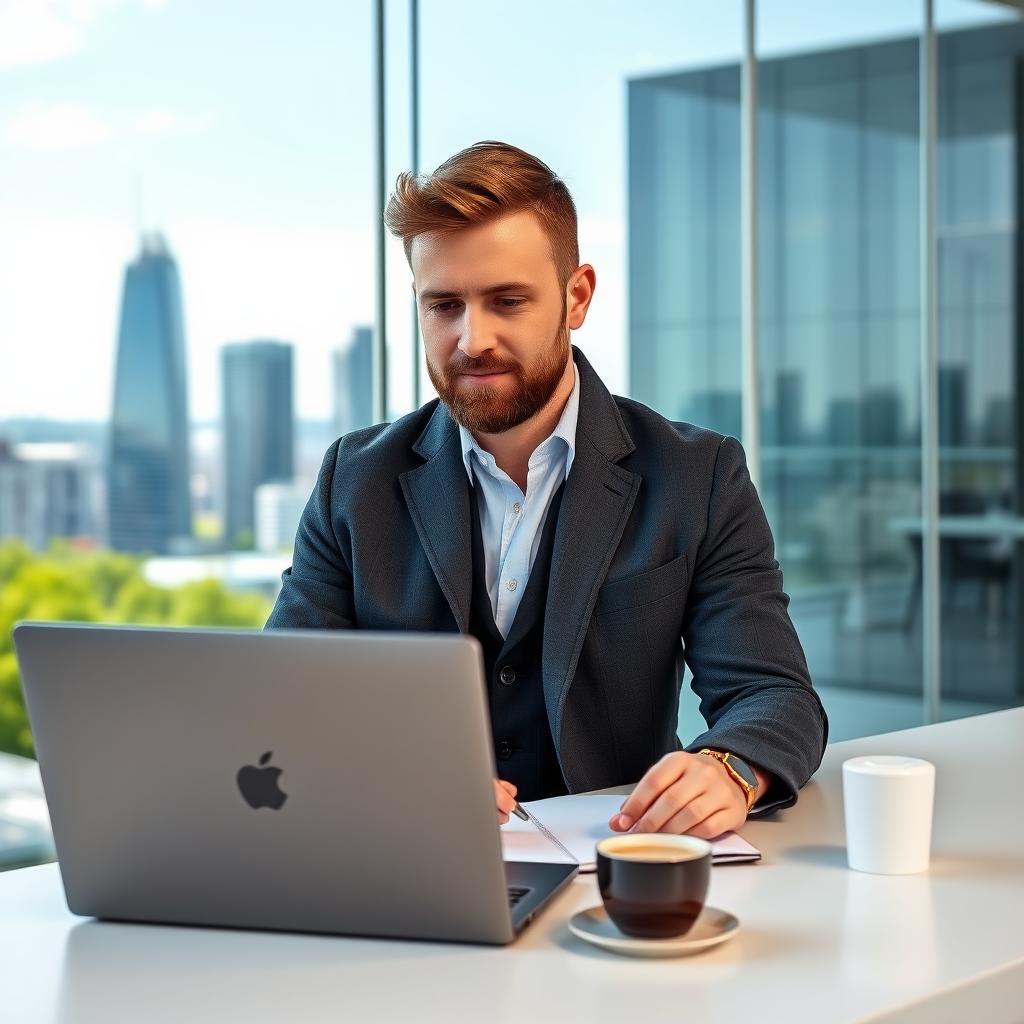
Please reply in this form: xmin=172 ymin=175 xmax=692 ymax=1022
xmin=332 ymin=326 xmax=374 ymax=438
xmin=629 ymin=21 xmax=1021 ymax=711
xmin=0 ymin=441 xmax=100 ymax=550
xmin=254 ymin=480 xmax=307 ymax=553
xmin=222 ymin=340 xmax=294 ymax=549
xmin=107 ymin=233 xmax=192 ymax=554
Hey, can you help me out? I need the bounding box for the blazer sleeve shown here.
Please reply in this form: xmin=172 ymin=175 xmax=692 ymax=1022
xmin=264 ymin=439 xmax=356 ymax=631
xmin=680 ymin=435 xmax=829 ymax=816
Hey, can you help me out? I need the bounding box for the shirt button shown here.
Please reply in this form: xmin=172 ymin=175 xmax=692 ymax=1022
xmin=512 ymin=501 xmax=521 ymax=514
xmin=506 ymin=578 xmax=518 ymax=592
xmin=497 ymin=739 xmax=513 ymax=760
xmin=499 ymin=666 xmax=517 ymax=686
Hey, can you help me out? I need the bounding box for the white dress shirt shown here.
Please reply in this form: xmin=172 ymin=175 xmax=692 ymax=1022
xmin=458 ymin=361 xmax=580 ymax=637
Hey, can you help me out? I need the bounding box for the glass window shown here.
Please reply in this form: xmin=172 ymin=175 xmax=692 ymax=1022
xmin=0 ymin=3 xmax=375 ymax=763
xmin=935 ymin=0 xmax=1023 ymax=720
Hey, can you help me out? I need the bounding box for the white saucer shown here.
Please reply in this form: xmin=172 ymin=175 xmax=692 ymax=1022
xmin=568 ymin=904 xmax=740 ymax=958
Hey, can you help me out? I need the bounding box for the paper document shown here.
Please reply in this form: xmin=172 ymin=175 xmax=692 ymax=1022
xmin=500 ymin=794 xmax=761 ymax=872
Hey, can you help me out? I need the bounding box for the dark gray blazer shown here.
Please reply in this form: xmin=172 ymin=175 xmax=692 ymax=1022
xmin=265 ymin=346 xmax=828 ymax=816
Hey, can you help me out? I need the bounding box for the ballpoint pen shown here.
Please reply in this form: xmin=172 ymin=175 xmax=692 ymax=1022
xmin=510 ymin=800 xmax=578 ymax=863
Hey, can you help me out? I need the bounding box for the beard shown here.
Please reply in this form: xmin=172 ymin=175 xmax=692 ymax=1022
xmin=428 ymin=323 xmax=571 ymax=435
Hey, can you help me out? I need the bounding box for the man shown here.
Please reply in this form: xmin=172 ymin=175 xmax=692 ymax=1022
xmin=266 ymin=141 xmax=828 ymax=839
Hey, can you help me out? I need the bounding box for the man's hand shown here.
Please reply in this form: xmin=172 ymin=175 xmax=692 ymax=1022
xmin=608 ymin=752 xmax=754 ymax=839
xmin=495 ymin=778 xmax=518 ymax=825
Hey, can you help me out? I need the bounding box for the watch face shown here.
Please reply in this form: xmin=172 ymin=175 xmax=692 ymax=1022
xmin=727 ymin=755 xmax=758 ymax=789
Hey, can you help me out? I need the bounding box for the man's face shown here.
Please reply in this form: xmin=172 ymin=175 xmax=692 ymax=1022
xmin=411 ymin=210 xmax=571 ymax=435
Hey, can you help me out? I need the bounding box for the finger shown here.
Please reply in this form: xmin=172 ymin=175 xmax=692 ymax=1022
xmin=660 ymin=795 xmax=720 ymax=835
xmin=630 ymin=775 xmax=708 ymax=834
xmin=617 ymin=754 xmax=690 ymax=826
xmin=497 ymin=779 xmax=518 ymax=797
xmin=688 ymin=807 xmax=743 ymax=842
xmin=493 ymin=781 xmax=517 ymax=815
xmin=497 ymin=810 xmax=510 ymax=825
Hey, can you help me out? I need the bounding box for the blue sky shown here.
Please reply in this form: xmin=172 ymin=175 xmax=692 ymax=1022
xmin=0 ymin=0 xmax=1009 ymax=421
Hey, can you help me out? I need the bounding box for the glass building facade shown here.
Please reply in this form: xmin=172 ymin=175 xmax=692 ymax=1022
xmin=107 ymin=234 xmax=192 ymax=555
xmin=222 ymin=341 xmax=294 ymax=549
xmin=629 ymin=19 xmax=1024 ymax=735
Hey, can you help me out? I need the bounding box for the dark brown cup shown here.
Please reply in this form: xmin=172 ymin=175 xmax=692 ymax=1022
xmin=596 ymin=834 xmax=712 ymax=939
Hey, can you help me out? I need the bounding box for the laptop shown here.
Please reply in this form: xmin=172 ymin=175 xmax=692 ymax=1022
xmin=12 ymin=621 xmax=578 ymax=944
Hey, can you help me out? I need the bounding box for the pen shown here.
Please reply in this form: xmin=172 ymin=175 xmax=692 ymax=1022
xmin=511 ymin=800 xmax=530 ymax=821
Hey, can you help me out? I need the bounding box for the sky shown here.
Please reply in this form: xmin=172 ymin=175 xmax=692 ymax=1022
xmin=0 ymin=0 xmax=1011 ymax=422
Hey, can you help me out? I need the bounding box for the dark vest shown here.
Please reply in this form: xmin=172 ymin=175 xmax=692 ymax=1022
xmin=467 ymin=476 xmax=569 ymax=803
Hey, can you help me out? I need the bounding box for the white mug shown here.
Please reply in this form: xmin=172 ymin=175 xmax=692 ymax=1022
xmin=842 ymin=755 xmax=935 ymax=874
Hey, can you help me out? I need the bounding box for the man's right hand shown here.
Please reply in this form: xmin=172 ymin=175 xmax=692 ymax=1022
xmin=494 ymin=778 xmax=518 ymax=825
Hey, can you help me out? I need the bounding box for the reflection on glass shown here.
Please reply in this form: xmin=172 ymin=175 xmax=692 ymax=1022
xmin=630 ymin=13 xmax=1024 ymax=732
xmin=630 ymin=19 xmax=926 ymax=738
xmin=933 ymin=10 xmax=1023 ymax=717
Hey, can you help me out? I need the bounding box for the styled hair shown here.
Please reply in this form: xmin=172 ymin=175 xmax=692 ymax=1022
xmin=384 ymin=141 xmax=579 ymax=289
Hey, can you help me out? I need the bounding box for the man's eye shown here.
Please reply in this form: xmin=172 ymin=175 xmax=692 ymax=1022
xmin=431 ymin=301 xmax=460 ymax=314
xmin=496 ymin=297 xmax=525 ymax=309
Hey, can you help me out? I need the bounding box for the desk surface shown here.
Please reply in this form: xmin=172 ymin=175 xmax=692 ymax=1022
xmin=3 ymin=709 xmax=1023 ymax=1024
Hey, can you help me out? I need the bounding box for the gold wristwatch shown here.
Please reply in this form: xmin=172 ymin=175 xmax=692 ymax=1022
xmin=698 ymin=748 xmax=758 ymax=813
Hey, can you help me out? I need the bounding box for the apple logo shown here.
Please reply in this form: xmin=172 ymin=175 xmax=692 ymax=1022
xmin=236 ymin=751 xmax=288 ymax=810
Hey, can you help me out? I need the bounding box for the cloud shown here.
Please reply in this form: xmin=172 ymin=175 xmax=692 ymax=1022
xmin=4 ymin=103 xmax=213 ymax=149
xmin=4 ymin=102 xmax=113 ymax=149
xmin=133 ymin=109 xmax=215 ymax=137
xmin=0 ymin=2 xmax=84 ymax=68
xmin=0 ymin=1 xmax=165 ymax=70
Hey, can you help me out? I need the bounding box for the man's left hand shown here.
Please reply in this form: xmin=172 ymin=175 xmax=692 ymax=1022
xmin=608 ymin=751 xmax=755 ymax=839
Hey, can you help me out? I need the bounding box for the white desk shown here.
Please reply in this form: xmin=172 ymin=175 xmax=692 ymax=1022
xmin=3 ymin=710 xmax=1023 ymax=1024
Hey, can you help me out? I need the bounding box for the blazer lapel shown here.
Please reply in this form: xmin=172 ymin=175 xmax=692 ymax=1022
xmin=399 ymin=403 xmax=472 ymax=634
xmin=543 ymin=348 xmax=639 ymax=749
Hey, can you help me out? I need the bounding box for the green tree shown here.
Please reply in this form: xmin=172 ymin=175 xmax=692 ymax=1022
xmin=0 ymin=539 xmax=272 ymax=758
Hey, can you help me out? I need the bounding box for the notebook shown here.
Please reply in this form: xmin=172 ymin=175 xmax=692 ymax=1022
xmin=500 ymin=793 xmax=761 ymax=872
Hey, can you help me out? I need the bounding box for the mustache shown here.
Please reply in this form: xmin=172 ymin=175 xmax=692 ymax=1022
xmin=446 ymin=353 xmax=519 ymax=375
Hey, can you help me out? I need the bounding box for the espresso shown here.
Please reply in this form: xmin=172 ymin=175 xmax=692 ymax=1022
xmin=601 ymin=843 xmax=705 ymax=863
xmin=596 ymin=835 xmax=712 ymax=939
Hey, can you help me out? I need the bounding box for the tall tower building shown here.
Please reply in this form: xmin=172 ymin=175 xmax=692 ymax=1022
xmin=332 ymin=326 xmax=374 ymax=438
xmin=108 ymin=233 xmax=191 ymax=554
xmin=222 ymin=340 xmax=294 ymax=549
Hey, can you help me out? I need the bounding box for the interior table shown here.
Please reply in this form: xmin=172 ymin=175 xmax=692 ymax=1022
xmin=3 ymin=709 xmax=1022 ymax=1024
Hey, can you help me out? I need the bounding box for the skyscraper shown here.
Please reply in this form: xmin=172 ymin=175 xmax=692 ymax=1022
xmin=0 ymin=441 xmax=100 ymax=550
xmin=222 ymin=340 xmax=294 ymax=549
xmin=108 ymin=233 xmax=191 ymax=554
xmin=332 ymin=326 xmax=374 ymax=438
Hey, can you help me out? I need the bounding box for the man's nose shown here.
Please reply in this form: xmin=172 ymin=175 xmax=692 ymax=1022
xmin=457 ymin=305 xmax=498 ymax=358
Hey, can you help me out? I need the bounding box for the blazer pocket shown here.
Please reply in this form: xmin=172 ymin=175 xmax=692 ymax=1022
xmin=595 ymin=553 xmax=689 ymax=616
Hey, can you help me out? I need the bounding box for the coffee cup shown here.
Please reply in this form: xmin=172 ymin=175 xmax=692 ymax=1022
xmin=595 ymin=833 xmax=712 ymax=939
xmin=842 ymin=755 xmax=936 ymax=874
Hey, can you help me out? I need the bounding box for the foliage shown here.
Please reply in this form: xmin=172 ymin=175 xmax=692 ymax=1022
xmin=0 ymin=539 xmax=272 ymax=758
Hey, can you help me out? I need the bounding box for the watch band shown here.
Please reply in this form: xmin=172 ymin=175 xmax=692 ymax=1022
xmin=698 ymin=748 xmax=758 ymax=813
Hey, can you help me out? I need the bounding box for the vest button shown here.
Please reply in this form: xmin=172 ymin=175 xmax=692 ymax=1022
xmin=496 ymin=739 xmax=513 ymax=760
xmin=499 ymin=665 xmax=517 ymax=686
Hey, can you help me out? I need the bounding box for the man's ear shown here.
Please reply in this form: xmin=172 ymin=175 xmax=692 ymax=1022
xmin=566 ymin=264 xmax=596 ymax=331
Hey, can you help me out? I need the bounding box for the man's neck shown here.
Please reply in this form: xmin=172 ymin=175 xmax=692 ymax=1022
xmin=473 ymin=355 xmax=575 ymax=494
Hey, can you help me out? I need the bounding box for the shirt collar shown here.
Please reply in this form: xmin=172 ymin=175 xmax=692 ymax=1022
xmin=458 ymin=358 xmax=580 ymax=482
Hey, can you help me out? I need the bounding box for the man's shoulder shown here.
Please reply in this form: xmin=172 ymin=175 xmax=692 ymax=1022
xmin=315 ymin=401 xmax=444 ymax=510
xmin=330 ymin=401 xmax=441 ymax=470
xmin=610 ymin=394 xmax=730 ymax=465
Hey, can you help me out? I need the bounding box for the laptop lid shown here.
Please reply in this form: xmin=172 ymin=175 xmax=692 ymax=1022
xmin=14 ymin=622 xmax=526 ymax=944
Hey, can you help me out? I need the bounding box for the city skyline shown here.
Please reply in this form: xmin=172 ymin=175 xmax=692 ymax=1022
xmin=3 ymin=1 xmax=1007 ymax=425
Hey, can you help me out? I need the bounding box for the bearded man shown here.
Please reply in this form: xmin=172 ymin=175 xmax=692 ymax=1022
xmin=265 ymin=141 xmax=828 ymax=839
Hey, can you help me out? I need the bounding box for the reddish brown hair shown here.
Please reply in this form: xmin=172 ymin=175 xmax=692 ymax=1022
xmin=384 ymin=140 xmax=579 ymax=289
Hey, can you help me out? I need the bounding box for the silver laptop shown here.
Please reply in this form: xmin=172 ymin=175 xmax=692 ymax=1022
xmin=12 ymin=621 xmax=577 ymax=944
